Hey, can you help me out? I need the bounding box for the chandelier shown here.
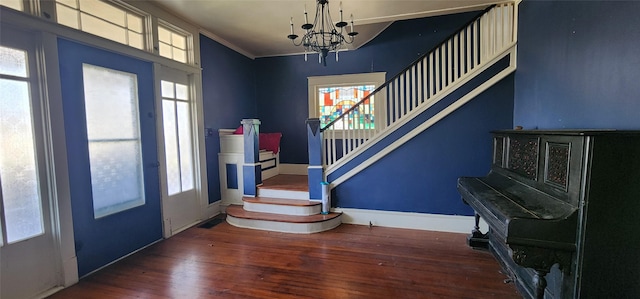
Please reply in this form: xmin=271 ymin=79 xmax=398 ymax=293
xmin=287 ymin=0 xmax=358 ymax=66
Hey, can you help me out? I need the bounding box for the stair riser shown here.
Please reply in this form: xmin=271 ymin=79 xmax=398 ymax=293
xmin=226 ymin=215 xmax=342 ymax=234
xmin=244 ymin=202 xmax=321 ymax=216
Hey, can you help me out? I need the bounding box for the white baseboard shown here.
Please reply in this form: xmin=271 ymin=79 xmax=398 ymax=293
xmin=334 ymin=208 xmax=489 ymax=234
xmin=279 ymin=163 xmax=308 ymax=175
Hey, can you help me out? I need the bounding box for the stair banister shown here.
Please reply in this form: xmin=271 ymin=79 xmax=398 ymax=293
xmin=319 ymin=4 xmax=497 ymax=133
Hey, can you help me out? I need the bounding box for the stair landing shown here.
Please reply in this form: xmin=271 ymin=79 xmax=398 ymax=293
xmin=226 ymin=174 xmax=342 ymax=234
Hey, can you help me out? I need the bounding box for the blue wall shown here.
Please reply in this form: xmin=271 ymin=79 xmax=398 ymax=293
xmin=514 ymin=0 xmax=640 ymax=129
xmin=254 ymin=11 xmax=485 ymax=164
xmin=200 ymin=34 xmax=257 ymax=203
xmin=334 ymin=75 xmax=514 ymax=215
xmin=201 ymin=11 xmax=516 ymax=215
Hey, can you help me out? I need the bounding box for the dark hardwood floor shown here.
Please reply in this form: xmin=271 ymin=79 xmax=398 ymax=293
xmin=48 ymin=221 xmax=520 ymax=298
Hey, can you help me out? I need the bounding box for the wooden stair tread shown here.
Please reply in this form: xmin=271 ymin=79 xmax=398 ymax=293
xmin=226 ymin=205 xmax=340 ymax=223
xmin=243 ymin=196 xmax=320 ymax=206
xmin=258 ymin=174 xmax=308 ymax=192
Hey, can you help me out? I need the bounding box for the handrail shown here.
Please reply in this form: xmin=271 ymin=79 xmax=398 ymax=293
xmin=320 ymin=4 xmax=497 ymax=132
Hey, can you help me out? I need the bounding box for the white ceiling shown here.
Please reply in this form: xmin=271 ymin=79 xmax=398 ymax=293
xmin=150 ymin=0 xmax=497 ymax=58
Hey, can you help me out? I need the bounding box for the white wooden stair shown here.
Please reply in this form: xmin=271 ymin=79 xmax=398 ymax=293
xmin=225 ymin=175 xmax=342 ymax=233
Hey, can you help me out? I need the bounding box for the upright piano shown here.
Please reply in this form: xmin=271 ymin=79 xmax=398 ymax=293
xmin=457 ymin=130 xmax=640 ymax=299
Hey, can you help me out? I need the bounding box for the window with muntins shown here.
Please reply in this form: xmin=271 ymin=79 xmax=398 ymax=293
xmin=158 ymin=22 xmax=189 ymax=63
xmin=161 ymin=80 xmax=194 ymax=195
xmin=54 ymin=0 xmax=147 ymax=50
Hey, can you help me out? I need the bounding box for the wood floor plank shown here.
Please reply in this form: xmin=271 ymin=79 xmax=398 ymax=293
xmin=48 ymin=222 xmax=520 ymax=298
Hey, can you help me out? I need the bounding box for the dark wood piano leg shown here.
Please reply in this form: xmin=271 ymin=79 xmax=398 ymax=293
xmin=533 ymin=270 xmax=548 ymax=299
xmin=467 ymin=212 xmax=489 ymax=250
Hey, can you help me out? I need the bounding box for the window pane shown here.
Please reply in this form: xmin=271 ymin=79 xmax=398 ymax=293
xmin=158 ymin=42 xmax=172 ymax=59
xmin=0 ymin=46 xmax=28 ymax=77
xmin=161 ymin=80 xmax=174 ymax=98
xmin=175 ymin=83 xmax=188 ymax=100
xmin=173 ymin=49 xmax=186 ymax=63
xmin=177 ymin=102 xmax=193 ymax=191
xmin=0 ymin=0 xmax=23 ymax=11
xmin=0 ymin=79 xmax=44 ymax=243
xmin=162 ymin=100 xmax=180 ymax=195
xmin=127 ymin=31 xmax=144 ymax=50
xmin=127 ymin=14 xmax=143 ymax=33
xmin=88 ymin=141 xmax=145 ymax=218
xmin=171 ymin=33 xmax=186 ymax=50
xmin=83 ymin=65 xmax=139 ymax=140
xmin=80 ymin=0 xmax=126 ymax=27
xmin=82 ymin=64 xmax=145 ymax=218
xmin=81 ymin=13 xmax=127 ymax=45
xmin=56 ymin=0 xmax=77 ymax=9
xmin=56 ymin=3 xmax=80 ymax=29
xmin=158 ymin=26 xmax=171 ymax=44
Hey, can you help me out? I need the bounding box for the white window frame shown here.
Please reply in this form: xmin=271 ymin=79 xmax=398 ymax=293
xmin=51 ymin=0 xmax=152 ymax=51
xmin=157 ymin=20 xmax=193 ymax=64
xmin=308 ymin=72 xmax=386 ymax=133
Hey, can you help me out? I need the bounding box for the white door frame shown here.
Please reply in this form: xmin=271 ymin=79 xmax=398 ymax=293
xmin=154 ymin=64 xmax=212 ymax=238
xmin=0 ymin=25 xmax=77 ymax=298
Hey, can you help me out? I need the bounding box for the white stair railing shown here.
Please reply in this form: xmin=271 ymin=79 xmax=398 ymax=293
xmin=321 ymin=2 xmax=518 ymax=172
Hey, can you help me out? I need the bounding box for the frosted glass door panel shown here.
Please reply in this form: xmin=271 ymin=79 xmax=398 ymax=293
xmin=162 ymin=100 xmax=180 ymax=195
xmin=160 ymin=80 xmax=194 ymax=196
xmin=82 ymin=64 xmax=145 ymax=218
xmin=177 ymin=102 xmax=193 ymax=190
xmin=0 ymin=78 xmax=44 ymax=244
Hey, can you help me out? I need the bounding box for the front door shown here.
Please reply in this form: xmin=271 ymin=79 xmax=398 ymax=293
xmin=158 ymin=66 xmax=201 ymax=237
xmin=58 ymin=39 xmax=162 ymax=277
xmin=0 ymin=27 xmax=60 ymax=298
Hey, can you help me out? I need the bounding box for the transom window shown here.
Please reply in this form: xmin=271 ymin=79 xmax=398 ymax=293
xmin=158 ymin=22 xmax=189 ymax=63
xmin=55 ymin=0 xmax=147 ymax=50
xmin=308 ymin=72 xmax=386 ymax=131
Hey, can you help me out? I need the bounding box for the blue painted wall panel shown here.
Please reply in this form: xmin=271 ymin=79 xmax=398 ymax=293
xmin=200 ymin=34 xmax=257 ymax=203
xmin=333 ymin=76 xmax=514 ymax=215
xmin=254 ymin=11 xmax=484 ymax=164
xmin=514 ymin=1 xmax=640 ymax=129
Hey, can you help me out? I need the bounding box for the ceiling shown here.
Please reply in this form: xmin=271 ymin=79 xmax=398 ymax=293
xmin=150 ymin=0 xmax=498 ymax=58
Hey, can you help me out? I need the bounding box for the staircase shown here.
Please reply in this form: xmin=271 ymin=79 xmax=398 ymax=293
xmin=227 ymin=2 xmax=518 ymax=232
xmin=307 ymin=2 xmax=519 ymax=197
xmin=226 ymin=175 xmax=342 ymax=233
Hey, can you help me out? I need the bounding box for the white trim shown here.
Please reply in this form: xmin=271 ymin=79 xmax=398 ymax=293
xmin=279 ymin=163 xmax=308 ymax=175
xmin=329 ymin=45 xmax=517 ymax=186
xmin=199 ymin=29 xmax=256 ymax=60
xmin=334 ymin=208 xmax=489 ymax=234
xmin=307 ymin=165 xmax=323 ymax=169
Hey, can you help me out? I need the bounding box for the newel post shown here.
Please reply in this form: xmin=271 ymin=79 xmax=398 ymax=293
xmin=242 ymin=119 xmax=261 ymax=196
xmin=306 ymin=118 xmax=323 ymax=200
